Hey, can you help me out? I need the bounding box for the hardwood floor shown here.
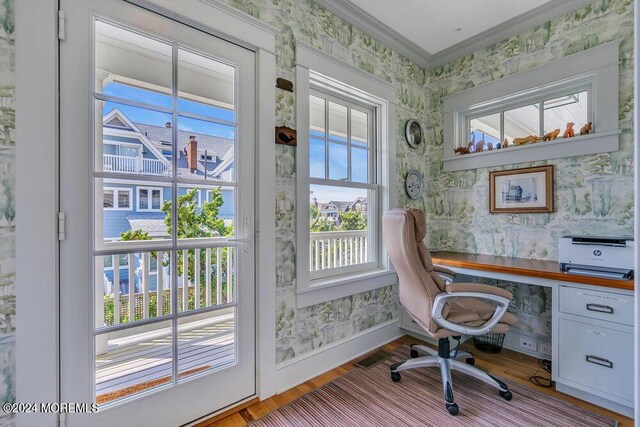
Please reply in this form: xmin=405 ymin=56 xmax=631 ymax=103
xmin=196 ymin=335 xmax=634 ymax=426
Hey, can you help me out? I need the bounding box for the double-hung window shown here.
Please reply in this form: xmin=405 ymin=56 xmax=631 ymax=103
xmin=308 ymin=90 xmax=376 ymax=279
xmin=103 ymin=188 xmax=132 ymax=210
xmin=295 ymin=42 xmax=398 ymax=308
xmin=137 ymin=187 xmax=163 ymax=211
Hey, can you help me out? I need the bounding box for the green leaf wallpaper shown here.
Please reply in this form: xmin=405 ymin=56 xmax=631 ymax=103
xmin=219 ymin=0 xmax=633 ymax=363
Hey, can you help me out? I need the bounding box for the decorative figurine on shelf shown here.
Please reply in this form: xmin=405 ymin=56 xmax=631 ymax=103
xmin=543 ymin=128 xmax=561 ymax=141
xmin=474 ymin=132 xmax=485 ymax=152
xmin=487 ymin=142 xmax=494 ymax=151
xmin=502 ymin=138 xmax=509 ymax=148
xmin=454 ymin=146 xmax=470 ymax=155
xmin=563 ymin=122 xmax=575 ymax=138
xmin=468 ymin=132 xmax=476 ymax=151
xmin=580 ymin=122 xmax=593 ymax=135
xmin=513 ymin=135 xmax=542 ymax=146
xmin=496 ymin=142 xmax=502 ymax=149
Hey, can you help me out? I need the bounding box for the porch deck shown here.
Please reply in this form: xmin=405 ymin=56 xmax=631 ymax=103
xmin=96 ymin=312 xmax=235 ymax=404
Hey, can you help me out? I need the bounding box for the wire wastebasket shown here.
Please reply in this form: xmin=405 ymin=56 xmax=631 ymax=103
xmin=473 ymin=332 xmax=505 ymax=353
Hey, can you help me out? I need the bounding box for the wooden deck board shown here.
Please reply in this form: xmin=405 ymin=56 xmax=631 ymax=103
xmin=96 ymin=314 xmax=236 ymax=400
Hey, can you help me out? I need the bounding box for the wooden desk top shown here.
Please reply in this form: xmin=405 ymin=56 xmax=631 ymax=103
xmin=431 ymin=251 xmax=634 ymax=291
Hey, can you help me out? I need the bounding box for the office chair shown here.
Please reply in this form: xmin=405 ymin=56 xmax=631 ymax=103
xmin=382 ymin=209 xmax=517 ymax=415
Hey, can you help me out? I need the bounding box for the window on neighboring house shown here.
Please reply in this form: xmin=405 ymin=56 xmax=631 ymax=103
xmin=307 ymin=88 xmax=376 ymax=281
xmin=200 ymin=153 xmax=214 ymax=162
xmin=103 ymin=188 xmax=132 ymax=210
xmin=104 ymin=142 xmax=140 ymax=157
xmin=162 ymin=149 xmax=172 ymax=160
xmin=137 ymin=187 xmax=163 ymax=211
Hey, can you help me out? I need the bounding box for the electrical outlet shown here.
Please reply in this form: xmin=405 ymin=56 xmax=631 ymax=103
xmin=519 ymin=337 xmax=537 ymax=352
xmin=539 ymin=343 xmax=552 ymax=356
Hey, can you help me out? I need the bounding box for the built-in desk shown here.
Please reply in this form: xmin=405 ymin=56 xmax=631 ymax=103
xmin=400 ymin=251 xmax=635 ymax=417
xmin=430 ymin=251 xmax=634 ymax=291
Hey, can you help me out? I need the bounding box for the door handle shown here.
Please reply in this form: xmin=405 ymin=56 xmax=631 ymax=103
xmin=586 ymin=303 xmax=614 ymax=314
xmin=586 ymin=355 xmax=613 ymax=368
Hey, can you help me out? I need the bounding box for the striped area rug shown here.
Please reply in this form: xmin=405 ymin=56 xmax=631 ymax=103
xmin=251 ymin=346 xmax=615 ymax=426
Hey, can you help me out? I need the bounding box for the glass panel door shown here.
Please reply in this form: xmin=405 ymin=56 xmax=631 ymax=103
xmin=59 ymin=1 xmax=256 ymax=426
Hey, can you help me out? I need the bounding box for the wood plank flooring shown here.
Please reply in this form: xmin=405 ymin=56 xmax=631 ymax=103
xmin=196 ymin=335 xmax=634 ymax=427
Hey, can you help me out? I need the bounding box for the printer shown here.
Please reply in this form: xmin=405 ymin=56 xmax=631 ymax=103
xmin=559 ymin=235 xmax=634 ymax=280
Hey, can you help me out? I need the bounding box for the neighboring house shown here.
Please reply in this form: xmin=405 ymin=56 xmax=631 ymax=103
xmin=101 ymin=108 xmax=234 ymax=294
xmin=316 ymin=197 xmax=367 ymax=225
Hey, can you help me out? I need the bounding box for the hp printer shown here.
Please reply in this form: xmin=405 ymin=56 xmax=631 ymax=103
xmin=559 ymin=235 xmax=634 ymax=280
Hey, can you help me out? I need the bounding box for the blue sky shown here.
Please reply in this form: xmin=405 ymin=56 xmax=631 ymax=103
xmin=103 ymin=82 xmax=367 ymax=205
xmin=103 ymin=82 xmax=235 ymax=138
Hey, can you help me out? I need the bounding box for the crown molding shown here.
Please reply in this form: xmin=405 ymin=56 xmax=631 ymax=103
xmin=313 ymin=0 xmax=433 ymax=69
xmin=314 ymin=0 xmax=596 ymax=71
xmin=428 ymin=0 xmax=595 ymax=68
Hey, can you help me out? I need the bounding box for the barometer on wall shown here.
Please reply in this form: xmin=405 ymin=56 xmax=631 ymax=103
xmin=405 ymin=169 xmax=424 ymax=200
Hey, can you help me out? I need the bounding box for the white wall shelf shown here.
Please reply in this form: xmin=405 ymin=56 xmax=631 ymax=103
xmin=444 ymin=130 xmax=620 ymax=172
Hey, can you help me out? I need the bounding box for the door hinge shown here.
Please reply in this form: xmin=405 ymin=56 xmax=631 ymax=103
xmin=59 ymin=412 xmax=67 ymax=427
xmin=58 ymin=212 xmax=66 ymax=241
xmin=58 ymin=10 xmax=66 ymax=41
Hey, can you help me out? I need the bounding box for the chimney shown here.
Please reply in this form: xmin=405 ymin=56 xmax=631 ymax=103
xmin=187 ymin=136 xmax=198 ymax=173
xmin=165 ymin=121 xmax=172 ymax=128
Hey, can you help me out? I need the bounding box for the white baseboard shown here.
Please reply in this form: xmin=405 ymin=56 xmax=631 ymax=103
xmin=261 ymin=320 xmax=401 ymax=398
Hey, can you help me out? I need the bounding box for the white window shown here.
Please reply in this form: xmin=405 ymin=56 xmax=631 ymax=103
xmin=103 ymin=188 xmax=132 ymax=210
xmin=200 ymin=153 xmax=215 ymax=162
xmin=443 ymin=40 xmax=621 ymax=172
xmin=308 ymin=90 xmax=376 ymax=280
xmin=104 ymin=141 xmax=141 ymax=157
xmin=295 ymin=42 xmax=397 ymax=308
xmin=137 ymin=187 xmax=163 ymax=211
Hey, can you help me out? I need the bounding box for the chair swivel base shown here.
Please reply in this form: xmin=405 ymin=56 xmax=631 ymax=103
xmin=390 ymin=339 xmax=513 ymax=416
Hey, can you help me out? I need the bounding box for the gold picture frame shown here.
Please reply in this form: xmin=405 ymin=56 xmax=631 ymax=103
xmin=489 ymin=165 xmax=554 ymax=213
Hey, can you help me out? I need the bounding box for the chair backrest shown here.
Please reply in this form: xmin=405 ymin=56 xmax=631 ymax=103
xmin=382 ymin=209 xmax=447 ymax=334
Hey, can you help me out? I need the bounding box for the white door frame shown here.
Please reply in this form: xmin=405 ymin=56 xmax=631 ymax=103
xmin=16 ymin=1 xmax=276 ymax=426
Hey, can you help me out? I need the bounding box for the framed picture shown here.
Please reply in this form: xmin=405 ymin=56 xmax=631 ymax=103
xmin=405 ymin=119 xmax=422 ymax=148
xmin=489 ymin=165 xmax=554 ymax=213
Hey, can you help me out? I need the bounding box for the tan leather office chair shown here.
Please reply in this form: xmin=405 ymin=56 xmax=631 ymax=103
xmin=382 ymin=209 xmax=518 ymax=416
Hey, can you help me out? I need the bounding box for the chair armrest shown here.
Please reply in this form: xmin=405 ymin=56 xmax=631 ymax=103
xmin=446 ymin=283 xmax=512 ymax=300
xmin=431 ymin=284 xmax=512 ymax=335
xmin=432 ymin=265 xmax=456 ymax=283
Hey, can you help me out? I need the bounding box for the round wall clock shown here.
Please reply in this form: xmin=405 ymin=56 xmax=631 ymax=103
xmin=405 ymin=169 xmax=424 ymax=200
xmin=405 ymin=119 xmax=423 ymax=148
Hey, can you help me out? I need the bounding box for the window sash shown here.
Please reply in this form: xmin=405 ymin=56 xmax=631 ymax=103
xmin=104 ymin=188 xmax=132 ymax=210
xmin=307 ymin=88 xmax=378 ymax=279
xmin=462 ymin=84 xmax=592 ymax=149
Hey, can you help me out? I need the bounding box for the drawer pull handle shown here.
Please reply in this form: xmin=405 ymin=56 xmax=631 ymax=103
xmin=586 ymin=355 xmax=613 ymax=368
xmin=586 ymin=303 xmax=614 ymax=314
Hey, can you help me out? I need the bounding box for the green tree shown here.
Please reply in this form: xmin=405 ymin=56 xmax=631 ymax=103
xmin=121 ymin=229 xmax=151 ymax=241
xmin=339 ymin=210 xmax=367 ymax=231
xmin=310 ymin=215 xmax=336 ymax=232
xmin=162 ymin=187 xmax=229 ymax=238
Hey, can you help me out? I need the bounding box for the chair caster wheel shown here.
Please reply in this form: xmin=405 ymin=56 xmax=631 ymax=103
xmin=465 ymin=357 xmax=475 ymax=366
xmin=390 ymin=371 xmax=401 ymax=382
xmin=410 ymin=349 xmax=420 ymax=358
xmin=446 ymin=403 xmax=459 ymax=416
xmin=499 ymin=390 xmax=512 ymax=401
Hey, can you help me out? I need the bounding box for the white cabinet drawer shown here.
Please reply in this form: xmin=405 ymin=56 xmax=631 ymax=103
xmin=558 ymin=286 xmax=633 ymax=326
xmin=558 ymin=318 xmax=633 ymax=402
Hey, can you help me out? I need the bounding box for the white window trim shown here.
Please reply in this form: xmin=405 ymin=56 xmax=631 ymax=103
xmin=104 ymin=187 xmax=133 ymax=210
xmin=104 ymin=140 xmax=142 ymax=157
xmin=443 ymin=39 xmax=622 ymax=172
xmin=295 ymin=42 xmax=397 ymax=308
xmin=137 ymin=186 xmax=164 ymax=211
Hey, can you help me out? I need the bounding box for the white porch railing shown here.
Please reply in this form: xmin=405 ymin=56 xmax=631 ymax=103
xmin=310 ymin=230 xmax=368 ymax=272
xmin=102 ymin=247 xmax=234 ymax=326
xmin=103 ymin=154 xmax=170 ymax=176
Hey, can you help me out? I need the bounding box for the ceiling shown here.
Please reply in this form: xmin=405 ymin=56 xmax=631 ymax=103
xmin=316 ymin=0 xmax=591 ymax=68
xmin=346 ymin=0 xmax=552 ymax=54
